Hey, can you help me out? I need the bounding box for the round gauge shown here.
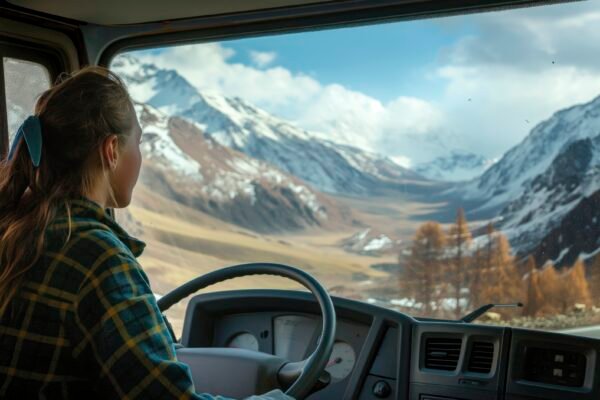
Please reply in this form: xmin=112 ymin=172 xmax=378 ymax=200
xmin=326 ymin=342 xmax=356 ymax=382
xmin=227 ymin=332 xmax=259 ymax=351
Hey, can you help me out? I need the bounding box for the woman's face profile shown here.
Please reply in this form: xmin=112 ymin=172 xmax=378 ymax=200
xmin=111 ymin=107 xmax=143 ymax=208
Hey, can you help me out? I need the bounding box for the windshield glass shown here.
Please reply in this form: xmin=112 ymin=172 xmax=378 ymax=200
xmin=111 ymin=0 xmax=600 ymax=338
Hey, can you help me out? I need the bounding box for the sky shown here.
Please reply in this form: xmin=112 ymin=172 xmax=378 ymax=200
xmin=134 ymin=0 xmax=600 ymax=167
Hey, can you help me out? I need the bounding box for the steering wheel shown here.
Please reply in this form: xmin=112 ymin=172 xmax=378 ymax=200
xmin=156 ymin=262 xmax=337 ymax=400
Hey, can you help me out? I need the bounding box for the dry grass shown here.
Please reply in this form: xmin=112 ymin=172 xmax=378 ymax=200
xmin=126 ymin=196 xmax=392 ymax=335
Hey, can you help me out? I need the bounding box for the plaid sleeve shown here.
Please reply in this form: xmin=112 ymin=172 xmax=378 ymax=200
xmin=72 ymin=233 xmax=231 ymax=400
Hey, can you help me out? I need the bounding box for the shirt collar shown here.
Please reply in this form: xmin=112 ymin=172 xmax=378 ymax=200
xmin=66 ymin=197 xmax=146 ymax=257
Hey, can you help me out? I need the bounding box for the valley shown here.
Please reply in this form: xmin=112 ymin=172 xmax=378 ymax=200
xmin=110 ymin=52 xmax=600 ymax=332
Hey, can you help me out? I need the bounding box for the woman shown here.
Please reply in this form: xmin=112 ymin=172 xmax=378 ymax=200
xmin=0 ymin=67 xmax=291 ymax=400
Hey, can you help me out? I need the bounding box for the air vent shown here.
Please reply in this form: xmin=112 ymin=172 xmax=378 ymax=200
xmin=424 ymin=337 xmax=462 ymax=371
xmin=468 ymin=341 xmax=495 ymax=373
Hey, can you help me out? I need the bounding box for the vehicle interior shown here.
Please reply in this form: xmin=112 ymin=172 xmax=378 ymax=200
xmin=1 ymin=0 xmax=600 ymax=399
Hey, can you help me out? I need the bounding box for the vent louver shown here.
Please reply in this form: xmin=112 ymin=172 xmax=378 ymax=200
xmin=424 ymin=337 xmax=462 ymax=371
xmin=468 ymin=341 xmax=495 ymax=373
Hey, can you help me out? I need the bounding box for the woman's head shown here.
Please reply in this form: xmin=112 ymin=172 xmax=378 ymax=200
xmin=33 ymin=66 xmax=142 ymax=207
xmin=0 ymin=66 xmax=142 ymax=314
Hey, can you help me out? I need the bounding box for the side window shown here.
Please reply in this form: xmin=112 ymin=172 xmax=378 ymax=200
xmin=3 ymin=57 xmax=51 ymax=143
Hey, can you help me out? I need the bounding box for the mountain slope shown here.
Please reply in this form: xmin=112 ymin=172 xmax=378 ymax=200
xmin=113 ymin=54 xmax=425 ymax=196
xmin=530 ymin=188 xmax=600 ymax=267
xmin=444 ymin=95 xmax=600 ymax=257
xmin=459 ymin=95 xmax=600 ymax=211
xmin=500 ymin=135 xmax=599 ymax=253
xmin=135 ymin=102 xmax=351 ymax=232
xmin=415 ymin=150 xmax=493 ymax=182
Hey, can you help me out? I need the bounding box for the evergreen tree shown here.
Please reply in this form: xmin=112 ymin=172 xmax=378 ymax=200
xmin=447 ymin=208 xmax=472 ymax=318
xmin=402 ymin=222 xmax=447 ymax=316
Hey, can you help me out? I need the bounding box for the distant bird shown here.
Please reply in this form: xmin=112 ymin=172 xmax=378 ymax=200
xmin=525 ymin=119 xmax=530 ymax=123
xmin=468 ymin=98 xmax=472 ymax=102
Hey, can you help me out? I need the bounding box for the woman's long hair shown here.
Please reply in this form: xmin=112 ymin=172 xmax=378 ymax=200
xmin=0 ymin=67 xmax=134 ymax=315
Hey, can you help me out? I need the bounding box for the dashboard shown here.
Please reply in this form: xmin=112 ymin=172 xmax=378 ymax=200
xmin=179 ymin=290 xmax=600 ymax=400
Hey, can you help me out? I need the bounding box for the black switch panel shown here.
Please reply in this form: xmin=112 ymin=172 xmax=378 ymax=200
xmin=523 ymin=347 xmax=586 ymax=387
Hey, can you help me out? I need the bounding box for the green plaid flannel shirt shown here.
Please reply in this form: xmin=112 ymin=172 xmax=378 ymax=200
xmin=0 ymin=198 xmax=243 ymax=400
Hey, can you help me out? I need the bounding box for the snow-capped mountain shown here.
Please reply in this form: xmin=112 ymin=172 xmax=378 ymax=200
xmin=113 ymin=54 xmax=424 ymax=195
xmin=530 ymin=188 xmax=599 ymax=267
xmin=455 ymin=95 xmax=600 ymax=255
xmin=135 ymin=102 xmax=350 ymax=232
xmin=500 ymin=134 xmax=599 ymax=253
xmin=415 ymin=150 xmax=493 ymax=182
xmin=460 ymin=95 xmax=600 ymax=211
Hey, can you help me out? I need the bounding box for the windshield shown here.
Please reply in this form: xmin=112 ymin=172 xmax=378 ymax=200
xmin=111 ymin=0 xmax=600 ymax=338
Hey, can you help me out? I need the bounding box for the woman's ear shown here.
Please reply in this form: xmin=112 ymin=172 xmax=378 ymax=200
xmin=100 ymin=134 xmax=120 ymax=170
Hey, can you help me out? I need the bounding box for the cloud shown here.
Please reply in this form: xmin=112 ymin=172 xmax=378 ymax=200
xmin=136 ymin=2 xmax=600 ymax=166
xmin=138 ymin=43 xmax=443 ymax=163
xmin=249 ymin=51 xmax=277 ymax=68
xmin=138 ymin=43 xmax=321 ymax=113
xmin=432 ymin=1 xmax=600 ymax=156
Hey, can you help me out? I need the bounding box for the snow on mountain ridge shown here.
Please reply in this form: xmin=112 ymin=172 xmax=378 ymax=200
xmin=114 ymin=54 xmax=202 ymax=116
xmin=460 ymin=94 xmax=600 ymax=210
xmin=112 ymin=54 xmax=423 ymax=195
xmin=136 ymin=102 xmax=335 ymax=229
xmin=500 ymin=135 xmax=600 ymax=253
xmin=135 ymin=103 xmax=202 ymax=178
xmin=415 ymin=150 xmax=493 ymax=182
xmin=136 ymin=104 xmax=327 ymax=219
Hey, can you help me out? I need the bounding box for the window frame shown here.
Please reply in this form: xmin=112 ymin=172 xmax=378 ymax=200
xmin=95 ymin=0 xmax=568 ymax=67
xmin=0 ymin=37 xmax=65 ymax=158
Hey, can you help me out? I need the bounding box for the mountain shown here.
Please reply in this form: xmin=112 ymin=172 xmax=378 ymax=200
xmin=459 ymin=95 xmax=600 ymax=212
xmin=135 ymin=102 xmax=352 ymax=232
xmin=454 ymin=95 xmax=600 ymax=256
xmin=113 ymin=54 xmax=425 ymax=196
xmin=340 ymin=228 xmax=400 ymax=256
xmin=501 ymin=134 xmax=600 ymax=255
xmin=415 ymin=150 xmax=493 ymax=182
xmin=530 ymin=188 xmax=600 ymax=267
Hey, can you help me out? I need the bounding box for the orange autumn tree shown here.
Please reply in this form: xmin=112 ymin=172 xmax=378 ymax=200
xmin=447 ymin=208 xmax=473 ymax=318
xmin=468 ymin=223 xmax=496 ymax=310
xmin=558 ymin=259 xmax=592 ymax=313
xmin=478 ymin=231 xmax=524 ymax=316
xmin=402 ymin=221 xmax=447 ymax=316
xmin=588 ymin=255 xmax=600 ymax=303
xmin=537 ymin=263 xmax=561 ymax=315
xmin=523 ymin=256 xmax=544 ymax=317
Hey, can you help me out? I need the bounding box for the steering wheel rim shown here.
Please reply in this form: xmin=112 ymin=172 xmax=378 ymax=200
xmin=157 ymin=262 xmax=337 ymax=399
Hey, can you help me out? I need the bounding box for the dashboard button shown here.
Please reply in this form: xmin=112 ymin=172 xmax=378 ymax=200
xmin=372 ymin=380 xmax=391 ymax=398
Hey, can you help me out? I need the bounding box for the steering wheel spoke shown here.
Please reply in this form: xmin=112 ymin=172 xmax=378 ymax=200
xmin=278 ymin=360 xmax=331 ymax=394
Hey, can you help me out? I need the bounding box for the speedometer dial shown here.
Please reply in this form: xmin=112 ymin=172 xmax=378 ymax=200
xmin=326 ymin=342 xmax=356 ymax=382
xmin=227 ymin=333 xmax=259 ymax=351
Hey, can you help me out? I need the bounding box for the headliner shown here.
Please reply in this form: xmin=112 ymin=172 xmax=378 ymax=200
xmin=7 ymin=0 xmax=337 ymax=25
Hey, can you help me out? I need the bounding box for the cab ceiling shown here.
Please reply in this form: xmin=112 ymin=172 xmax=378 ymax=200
xmin=6 ymin=0 xmax=336 ymax=25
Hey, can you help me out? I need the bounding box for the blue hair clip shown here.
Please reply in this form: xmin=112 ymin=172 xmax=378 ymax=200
xmin=8 ymin=116 xmax=43 ymax=167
